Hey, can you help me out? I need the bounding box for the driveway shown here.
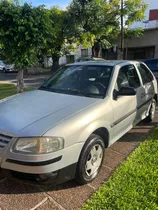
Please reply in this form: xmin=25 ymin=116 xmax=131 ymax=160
xmin=0 ymin=72 xmax=52 ymax=88
xmin=0 ymin=113 xmax=157 ymax=210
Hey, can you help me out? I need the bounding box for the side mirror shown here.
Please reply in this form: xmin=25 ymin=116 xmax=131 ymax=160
xmin=114 ymin=86 xmax=136 ymax=99
xmin=119 ymin=86 xmax=136 ymax=96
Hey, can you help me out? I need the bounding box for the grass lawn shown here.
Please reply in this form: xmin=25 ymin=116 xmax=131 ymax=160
xmin=83 ymin=129 xmax=158 ymax=210
xmin=0 ymin=83 xmax=32 ymax=100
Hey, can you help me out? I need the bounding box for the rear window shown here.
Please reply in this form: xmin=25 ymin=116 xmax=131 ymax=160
xmin=137 ymin=63 xmax=153 ymax=84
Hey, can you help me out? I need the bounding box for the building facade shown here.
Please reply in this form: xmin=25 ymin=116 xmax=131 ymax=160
xmin=124 ymin=9 xmax=158 ymax=60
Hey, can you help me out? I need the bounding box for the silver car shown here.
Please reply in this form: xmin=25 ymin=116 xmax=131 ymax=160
xmin=0 ymin=61 xmax=157 ymax=185
xmin=0 ymin=60 xmax=15 ymax=73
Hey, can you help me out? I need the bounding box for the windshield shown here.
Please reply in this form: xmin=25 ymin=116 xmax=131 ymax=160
xmin=39 ymin=65 xmax=113 ymax=98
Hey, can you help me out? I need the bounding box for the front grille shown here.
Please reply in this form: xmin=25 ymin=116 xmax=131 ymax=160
xmin=11 ymin=170 xmax=38 ymax=181
xmin=0 ymin=133 xmax=12 ymax=148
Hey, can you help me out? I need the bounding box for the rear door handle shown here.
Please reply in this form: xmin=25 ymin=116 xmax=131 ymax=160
xmin=141 ymin=93 xmax=145 ymax=98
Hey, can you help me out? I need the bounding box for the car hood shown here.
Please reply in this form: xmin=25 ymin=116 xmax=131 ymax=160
xmin=0 ymin=90 xmax=99 ymax=136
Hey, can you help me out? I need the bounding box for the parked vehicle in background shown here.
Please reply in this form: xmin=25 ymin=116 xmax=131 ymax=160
xmin=0 ymin=61 xmax=157 ymax=186
xmin=0 ymin=60 xmax=16 ymax=73
xmin=75 ymin=56 xmax=105 ymax=62
xmin=143 ymin=58 xmax=158 ymax=71
xmin=0 ymin=60 xmax=6 ymax=71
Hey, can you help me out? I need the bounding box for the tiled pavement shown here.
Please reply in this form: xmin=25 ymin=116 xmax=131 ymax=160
xmin=0 ymin=113 xmax=157 ymax=210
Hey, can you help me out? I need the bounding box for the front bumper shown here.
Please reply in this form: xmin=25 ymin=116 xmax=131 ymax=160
xmin=0 ymin=136 xmax=84 ymax=185
xmin=1 ymin=163 xmax=77 ymax=186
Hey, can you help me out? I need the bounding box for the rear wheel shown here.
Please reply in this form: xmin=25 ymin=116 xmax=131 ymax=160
xmin=144 ymin=99 xmax=156 ymax=123
xmin=75 ymin=134 xmax=105 ymax=185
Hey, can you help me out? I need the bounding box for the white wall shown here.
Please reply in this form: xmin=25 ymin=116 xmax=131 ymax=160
xmin=74 ymin=45 xmax=92 ymax=58
xmin=43 ymin=56 xmax=67 ymax=67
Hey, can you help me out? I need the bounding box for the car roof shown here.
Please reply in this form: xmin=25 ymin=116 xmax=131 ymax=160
xmin=68 ymin=60 xmax=139 ymax=67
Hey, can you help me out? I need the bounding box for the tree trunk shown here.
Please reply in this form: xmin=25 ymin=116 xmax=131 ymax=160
xmin=51 ymin=55 xmax=59 ymax=72
xmin=92 ymin=46 xmax=95 ymax=57
xmin=95 ymin=48 xmax=100 ymax=58
xmin=92 ymin=46 xmax=100 ymax=58
xmin=117 ymin=49 xmax=123 ymax=60
xmin=16 ymin=70 xmax=24 ymax=93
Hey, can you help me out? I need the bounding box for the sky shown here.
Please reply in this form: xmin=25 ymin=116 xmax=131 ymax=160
xmin=26 ymin=0 xmax=157 ymax=24
xmin=26 ymin=0 xmax=157 ymax=13
xmin=26 ymin=0 xmax=71 ymax=9
xmin=144 ymin=0 xmax=158 ymax=19
xmin=131 ymin=0 xmax=158 ymax=28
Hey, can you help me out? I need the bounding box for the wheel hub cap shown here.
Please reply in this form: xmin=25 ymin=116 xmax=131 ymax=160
xmin=85 ymin=144 xmax=103 ymax=177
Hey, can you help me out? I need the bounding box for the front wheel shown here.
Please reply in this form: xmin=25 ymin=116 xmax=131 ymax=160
xmin=144 ymin=99 xmax=156 ymax=123
xmin=75 ymin=134 xmax=105 ymax=185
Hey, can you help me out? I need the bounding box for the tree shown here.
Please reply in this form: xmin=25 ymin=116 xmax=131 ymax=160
xmin=0 ymin=1 xmax=52 ymax=92
xmin=38 ymin=7 xmax=76 ymax=71
xmin=68 ymin=0 xmax=120 ymax=57
xmin=119 ymin=0 xmax=147 ymax=58
xmin=68 ymin=0 xmax=147 ymax=58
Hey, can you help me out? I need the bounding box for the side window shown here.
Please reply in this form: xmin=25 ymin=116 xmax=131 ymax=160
xmin=137 ymin=63 xmax=153 ymax=84
xmin=116 ymin=64 xmax=140 ymax=90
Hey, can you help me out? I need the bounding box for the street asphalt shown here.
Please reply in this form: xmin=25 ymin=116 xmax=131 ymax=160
xmin=0 ymin=72 xmax=52 ymax=88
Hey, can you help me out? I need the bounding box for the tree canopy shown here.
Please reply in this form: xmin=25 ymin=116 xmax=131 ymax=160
xmin=38 ymin=7 xmax=75 ymax=69
xmin=0 ymin=0 xmax=52 ymax=92
xmin=68 ymin=0 xmax=147 ymax=56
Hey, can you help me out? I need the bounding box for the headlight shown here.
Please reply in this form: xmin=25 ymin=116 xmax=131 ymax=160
xmin=12 ymin=137 xmax=64 ymax=154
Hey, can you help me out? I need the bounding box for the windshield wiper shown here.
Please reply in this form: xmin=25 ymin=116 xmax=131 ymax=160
xmin=39 ymin=86 xmax=62 ymax=93
xmin=63 ymin=89 xmax=89 ymax=97
xmin=58 ymin=89 xmax=97 ymax=98
xmin=39 ymin=87 xmax=99 ymax=98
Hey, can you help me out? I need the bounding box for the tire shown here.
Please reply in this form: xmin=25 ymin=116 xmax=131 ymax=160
xmin=75 ymin=134 xmax=105 ymax=185
xmin=3 ymin=68 xmax=6 ymax=73
xmin=144 ymin=99 xmax=156 ymax=123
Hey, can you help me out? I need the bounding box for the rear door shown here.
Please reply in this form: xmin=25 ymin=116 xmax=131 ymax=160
xmin=136 ymin=63 xmax=155 ymax=117
xmin=111 ymin=64 xmax=143 ymax=141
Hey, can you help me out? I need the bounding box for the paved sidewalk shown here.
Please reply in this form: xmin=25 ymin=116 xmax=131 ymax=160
xmin=0 ymin=112 xmax=157 ymax=210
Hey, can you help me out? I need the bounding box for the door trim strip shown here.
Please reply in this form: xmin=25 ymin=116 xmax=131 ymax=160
xmin=110 ymin=98 xmax=152 ymax=128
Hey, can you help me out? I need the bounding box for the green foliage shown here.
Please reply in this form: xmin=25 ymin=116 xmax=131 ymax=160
xmin=0 ymin=0 xmax=148 ymax=67
xmin=68 ymin=0 xmax=120 ymax=49
xmin=83 ymin=128 xmax=158 ymax=210
xmin=124 ymin=28 xmax=144 ymax=39
xmin=0 ymin=0 xmax=51 ymax=69
xmin=38 ymin=6 xmax=75 ymax=66
xmin=68 ymin=0 xmax=147 ymax=52
xmin=124 ymin=0 xmax=148 ymax=26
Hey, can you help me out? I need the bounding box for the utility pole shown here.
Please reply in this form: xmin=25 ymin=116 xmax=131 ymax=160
xmin=120 ymin=0 xmax=124 ymax=59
